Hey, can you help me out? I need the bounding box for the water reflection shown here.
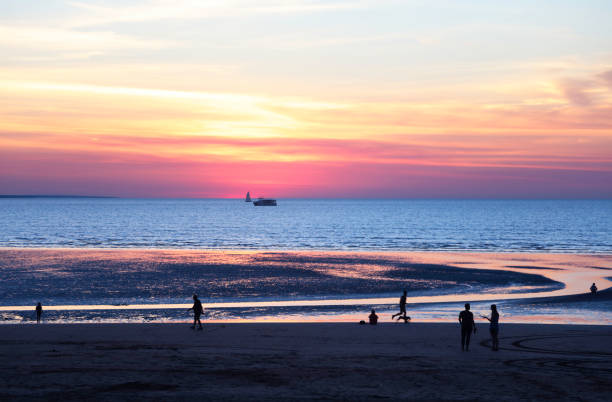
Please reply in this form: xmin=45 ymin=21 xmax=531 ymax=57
xmin=0 ymin=249 xmax=610 ymax=325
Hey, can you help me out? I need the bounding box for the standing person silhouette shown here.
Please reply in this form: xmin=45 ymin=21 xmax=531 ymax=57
xmin=187 ymin=295 xmax=203 ymax=330
xmin=369 ymin=309 xmax=379 ymax=325
xmin=35 ymin=302 xmax=42 ymax=324
xmin=458 ymin=303 xmax=476 ymax=351
xmin=481 ymin=304 xmax=499 ymax=351
xmin=391 ymin=290 xmax=408 ymax=321
xmin=590 ymin=283 xmax=598 ymax=295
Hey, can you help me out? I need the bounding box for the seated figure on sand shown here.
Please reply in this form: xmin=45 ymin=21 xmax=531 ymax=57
xmin=369 ymin=309 xmax=378 ymax=325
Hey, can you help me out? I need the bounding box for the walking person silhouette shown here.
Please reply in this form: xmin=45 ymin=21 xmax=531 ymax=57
xmin=391 ymin=290 xmax=408 ymax=321
xmin=35 ymin=302 xmax=42 ymax=324
xmin=187 ymin=295 xmax=203 ymax=330
xmin=481 ymin=304 xmax=499 ymax=351
xmin=458 ymin=303 xmax=476 ymax=351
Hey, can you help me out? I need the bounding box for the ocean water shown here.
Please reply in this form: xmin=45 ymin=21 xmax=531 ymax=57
xmin=1 ymin=198 xmax=611 ymax=252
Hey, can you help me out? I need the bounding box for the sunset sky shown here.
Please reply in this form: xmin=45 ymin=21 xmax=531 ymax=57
xmin=1 ymin=0 xmax=611 ymax=198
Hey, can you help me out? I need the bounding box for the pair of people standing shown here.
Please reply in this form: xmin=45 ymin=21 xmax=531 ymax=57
xmin=458 ymin=303 xmax=499 ymax=351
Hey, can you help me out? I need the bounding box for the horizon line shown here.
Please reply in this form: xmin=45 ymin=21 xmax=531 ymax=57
xmin=1 ymin=195 xmax=611 ymax=201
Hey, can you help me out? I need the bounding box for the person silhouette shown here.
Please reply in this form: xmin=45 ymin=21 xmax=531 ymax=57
xmin=35 ymin=302 xmax=42 ymax=324
xmin=590 ymin=283 xmax=598 ymax=295
xmin=481 ymin=304 xmax=499 ymax=351
xmin=369 ymin=309 xmax=378 ymax=325
xmin=391 ymin=290 xmax=408 ymax=321
xmin=458 ymin=303 xmax=476 ymax=351
xmin=187 ymin=295 xmax=203 ymax=330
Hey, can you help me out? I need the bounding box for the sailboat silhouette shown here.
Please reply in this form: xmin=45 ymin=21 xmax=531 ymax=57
xmin=245 ymin=192 xmax=252 ymax=202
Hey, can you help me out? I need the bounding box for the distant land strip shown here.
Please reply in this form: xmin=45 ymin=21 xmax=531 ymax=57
xmin=0 ymin=195 xmax=118 ymax=198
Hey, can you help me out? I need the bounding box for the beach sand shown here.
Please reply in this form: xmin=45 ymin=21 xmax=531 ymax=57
xmin=1 ymin=323 xmax=611 ymax=401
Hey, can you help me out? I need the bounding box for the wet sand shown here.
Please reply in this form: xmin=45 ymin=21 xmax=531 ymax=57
xmin=1 ymin=248 xmax=611 ymax=313
xmin=1 ymin=323 xmax=611 ymax=401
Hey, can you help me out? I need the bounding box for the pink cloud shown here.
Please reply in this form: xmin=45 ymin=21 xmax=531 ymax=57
xmin=1 ymin=145 xmax=610 ymax=198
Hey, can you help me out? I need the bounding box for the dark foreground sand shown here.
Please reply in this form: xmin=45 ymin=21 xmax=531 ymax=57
xmin=1 ymin=323 xmax=611 ymax=401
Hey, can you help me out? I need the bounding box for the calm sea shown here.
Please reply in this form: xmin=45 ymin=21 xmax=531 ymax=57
xmin=1 ymin=198 xmax=611 ymax=252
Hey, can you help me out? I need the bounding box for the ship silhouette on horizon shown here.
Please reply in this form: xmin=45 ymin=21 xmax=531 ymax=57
xmin=245 ymin=192 xmax=277 ymax=206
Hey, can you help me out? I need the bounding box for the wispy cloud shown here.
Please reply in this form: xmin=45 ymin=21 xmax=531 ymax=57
xmin=3 ymin=137 xmax=611 ymax=198
xmin=599 ymin=69 xmax=612 ymax=88
xmin=241 ymin=32 xmax=418 ymax=50
xmin=0 ymin=24 xmax=176 ymax=61
xmin=558 ymin=69 xmax=612 ymax=107
xmin=7 ymin=51 xmax=105 ymax=62
xmin=66 ymin=0 xmax=377 ymax=27
xmin=560 ymin=79 xmax=595 ymax=106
